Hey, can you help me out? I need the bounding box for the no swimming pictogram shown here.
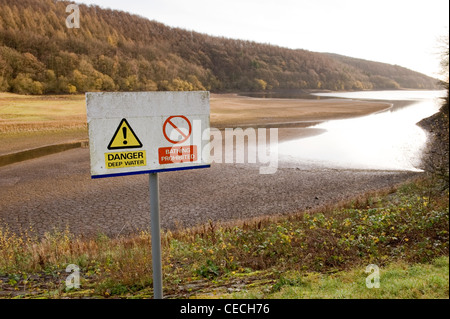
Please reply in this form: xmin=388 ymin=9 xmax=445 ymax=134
xmin=163 ymin=116 xmax=192 ymax=144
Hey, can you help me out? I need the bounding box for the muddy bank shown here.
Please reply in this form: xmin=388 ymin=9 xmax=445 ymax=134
xmin=210 ymin=94 xmax=392 ymax=128
xmin=0 ymin=146 xmax=420 ymax=238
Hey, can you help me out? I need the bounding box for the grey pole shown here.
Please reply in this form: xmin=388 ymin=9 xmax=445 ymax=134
xmin=149 ymin=173 xmax=163 ymax=299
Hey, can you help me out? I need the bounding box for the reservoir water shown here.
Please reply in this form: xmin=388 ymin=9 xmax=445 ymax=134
xmin=278 ymin=90 xmax=446 ymax=171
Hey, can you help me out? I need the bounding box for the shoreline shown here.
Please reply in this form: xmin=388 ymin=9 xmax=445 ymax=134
xmin=210 ymin=93 xmax=392 ymax=143
xmin=0 ymin=92 xmax=426 ymax=237
xmin=0 ymin=93 xmax=392 ymax=156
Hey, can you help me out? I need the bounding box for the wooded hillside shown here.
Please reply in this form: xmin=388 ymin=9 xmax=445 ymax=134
xmin=0 ymin=0 xmax=439 ymax=94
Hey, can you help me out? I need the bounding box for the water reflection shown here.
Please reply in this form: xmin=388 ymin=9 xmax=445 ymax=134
xmin=278 ymin=90 xmax=446 ymax=171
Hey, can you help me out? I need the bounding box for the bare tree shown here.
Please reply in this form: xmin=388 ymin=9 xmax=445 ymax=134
xmin=421 ymin=35 xmax=449 ymax=191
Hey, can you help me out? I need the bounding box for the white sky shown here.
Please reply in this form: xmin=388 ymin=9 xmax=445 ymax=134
xmin=74 ymin=0 xmax=449 ymax=78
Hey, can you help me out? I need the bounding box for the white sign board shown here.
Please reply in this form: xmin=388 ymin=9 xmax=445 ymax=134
xmin=86 ymin=91 xmax=211 ymax=179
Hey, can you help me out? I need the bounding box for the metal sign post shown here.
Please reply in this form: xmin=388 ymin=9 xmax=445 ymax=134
xmin=86 ymin=92 xmax=211 ymax=300
xmin=149 ymin=173 xmax=163 ymax=299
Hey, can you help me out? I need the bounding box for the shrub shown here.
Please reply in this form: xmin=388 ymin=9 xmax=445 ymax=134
xmin=10 ymin=73 xmax=44 ymax=94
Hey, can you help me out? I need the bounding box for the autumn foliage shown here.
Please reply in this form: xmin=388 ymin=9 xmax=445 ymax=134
xmin=0 ymin=0 xmax=439 ymax=94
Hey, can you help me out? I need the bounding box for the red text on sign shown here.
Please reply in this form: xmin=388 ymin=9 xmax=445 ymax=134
xmin=158 ymin=145 xmax=198 ymax=164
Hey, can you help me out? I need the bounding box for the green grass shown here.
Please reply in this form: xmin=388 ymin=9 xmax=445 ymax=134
xmin=0 ymin=177 xmax=448 ymax=299
xmin=220 ymin=256 xmax=449 ymax=299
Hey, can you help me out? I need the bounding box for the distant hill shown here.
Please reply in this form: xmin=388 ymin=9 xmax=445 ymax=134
xmin=0 ymin=0 xmax=439 ymax=94
xmin=324 ymin=53 xmax=439 ymax=91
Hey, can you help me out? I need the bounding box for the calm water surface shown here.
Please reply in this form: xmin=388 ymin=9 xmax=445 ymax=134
xmin=278 ymin=90 xmax=446 ymax=171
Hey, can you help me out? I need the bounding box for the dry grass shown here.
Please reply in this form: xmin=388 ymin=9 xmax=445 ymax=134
xmin=0 ymin=93 xmax=86 ymax=133
xmin=0 ymin=93 xmax=87 ymax=154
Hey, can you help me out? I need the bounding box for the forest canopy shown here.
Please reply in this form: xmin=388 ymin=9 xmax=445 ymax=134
xmin=0 ymin=0 xmax=439 ymax=94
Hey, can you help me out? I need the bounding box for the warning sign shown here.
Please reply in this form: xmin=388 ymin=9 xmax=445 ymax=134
xmin=87 ymin=92 xmax=211 ymax=179
xmin=108 ymin=119 xmax=143 ymax=150
xmin=105 ymin=150 xmax=147 ymax=169
xmin=158 ymin=146 xmax=197 ymax=164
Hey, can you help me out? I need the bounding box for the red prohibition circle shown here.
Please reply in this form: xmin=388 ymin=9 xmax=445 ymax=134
xmin=163 ymin=115 xmax=192 ymax=144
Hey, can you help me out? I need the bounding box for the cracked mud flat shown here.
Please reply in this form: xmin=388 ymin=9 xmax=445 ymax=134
xmin=0 ymin=141 xmax=419 ymax=238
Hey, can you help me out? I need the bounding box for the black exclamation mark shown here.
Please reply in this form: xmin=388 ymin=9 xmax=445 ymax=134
xmin=123 ymin=127 xmax=128 ymax=145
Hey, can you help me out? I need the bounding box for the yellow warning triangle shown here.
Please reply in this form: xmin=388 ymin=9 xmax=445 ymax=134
xmin=108 ymin=118 xmax=143 ymax=150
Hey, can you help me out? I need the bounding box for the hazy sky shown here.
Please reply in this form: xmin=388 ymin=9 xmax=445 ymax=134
xmin=74 ymin=0 xmax=449 ymax=78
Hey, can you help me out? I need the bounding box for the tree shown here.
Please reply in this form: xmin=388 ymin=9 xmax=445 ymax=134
xmin=43 ymin=69 xmax=57 ymax=93
xmin=421 ymin=35 xmax=449 ymax=191
xmin=0 ymin=0 xmax=440 ymax=94
xmin=187 ymin=75 xmax=206 ymax=90
xmin=11 ymin=73 xmax=43 ymax=94
xmin=254 ymin=78 xmax=267 ymax=91
xmin=438 ymin=35 xmax=449 ymax=115
xmin=0 ymin=76 xmax=9 ymax=91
